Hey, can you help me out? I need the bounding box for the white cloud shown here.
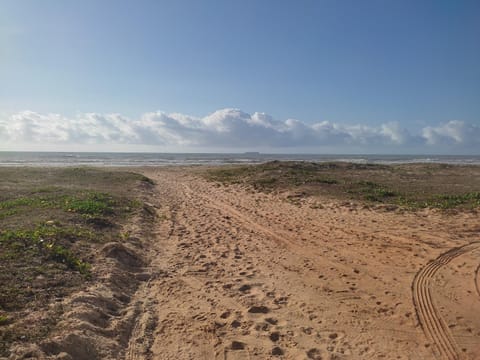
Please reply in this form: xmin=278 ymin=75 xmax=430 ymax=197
xmin=422 ymin=120 xmax=480 ymax=146
xmin=380 ymin=122 xmax=409 ymax=145
xmin=0 ymin=109 xmax=478 ymax=153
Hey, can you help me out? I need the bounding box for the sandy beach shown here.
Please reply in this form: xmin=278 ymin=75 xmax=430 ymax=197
xmin=2 ymin=165 xmax=480 ymax=360
xmin=124 ymin=167 xmax=480 ymax=360
xmin=4 ymin=0 xmax=479 ymax=358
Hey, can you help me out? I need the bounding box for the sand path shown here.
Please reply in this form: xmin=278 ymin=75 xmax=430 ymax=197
xmin=125 ymin=168 xmax=480 ymax=360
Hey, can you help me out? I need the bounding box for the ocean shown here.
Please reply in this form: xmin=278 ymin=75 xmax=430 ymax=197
xmin=0 ymin=152 xmax=479 ymax=167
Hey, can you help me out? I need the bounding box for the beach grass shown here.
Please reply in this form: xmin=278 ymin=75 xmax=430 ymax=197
xmin=204 ymin=161 xmax=480 ymax=210
xmin=0 ymin=167 xmax=152 ymax=355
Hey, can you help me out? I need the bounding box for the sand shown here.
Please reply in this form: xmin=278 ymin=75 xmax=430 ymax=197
xmin=8 ymin=167 xmax=480 ymax=360
xmin=124 ymin=168 xmax=480 ymax=360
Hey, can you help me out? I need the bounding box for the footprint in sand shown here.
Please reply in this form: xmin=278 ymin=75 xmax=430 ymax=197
xmin=269 ymin=331 xmax=280 ymax=342
xmin=265 ymin=317 xmax=278 ymax=325
xmin=272 ymin=346 xmax=284 ymax=356
xmin=220 ymin=311 xmax=231 ymax=319
xmin=247 ymin=305 xmax=270 ymax=314
xmin=306 ymin=348 xmax=323 ymax=359
xmin=231 ymin=319 xmax=242 ymax=328
xmin=231 ymin=340 xmax=245 ymax=350
xmin=239 ymin=284 xmax=251 ymax=292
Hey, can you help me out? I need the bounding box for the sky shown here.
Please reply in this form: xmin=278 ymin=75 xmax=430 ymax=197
xmin=0 ymin=0 xmax=479 ymax=153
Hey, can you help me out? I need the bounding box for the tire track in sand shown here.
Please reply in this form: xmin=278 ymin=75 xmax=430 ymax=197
xmin=412 ymin=242 xmax=480 ymax=360
xmin=181 ymin=182 xmax=357 ymax=274
xmin=475 ymin=263 xmax=480 ymax=300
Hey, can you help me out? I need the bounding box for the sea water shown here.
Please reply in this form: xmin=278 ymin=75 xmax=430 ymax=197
xmin=0 ymin=152 xmax=479 ymax=167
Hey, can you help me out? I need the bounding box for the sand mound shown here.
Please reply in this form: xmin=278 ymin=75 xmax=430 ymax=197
xmin=7 ymin=167 xmax=480 ymax=359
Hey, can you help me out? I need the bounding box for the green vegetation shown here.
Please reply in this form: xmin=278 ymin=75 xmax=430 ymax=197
xmin=347 ymin=181 xmax=397 ymax=202
xmin=206 ymin=162 xmax=344 ymax=189
xmin=398 ymin=191 xmax=480 ymax=209
xmin=204 ymin=161 xmax=480 ymax=210
xmin=0 ymin=192 xmax=120 ymax=219
xmin=0 ymin=224 xmax=93 ymax=276
xmin=0 ymin=167 xmax=153 ymax=356
xmin=64 ymin=192 xmax=114 ymax=216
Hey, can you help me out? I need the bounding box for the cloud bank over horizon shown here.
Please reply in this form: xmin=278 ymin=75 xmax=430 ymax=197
xmin=0 ymin=109 xmax=478 ymax=154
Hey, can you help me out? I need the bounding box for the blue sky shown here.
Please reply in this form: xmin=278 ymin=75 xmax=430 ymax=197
xmin=0 ymin=0 xmax=479 ymax=153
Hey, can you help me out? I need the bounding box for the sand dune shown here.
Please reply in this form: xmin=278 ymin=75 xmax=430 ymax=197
xmin=121 ymin=168 xmax=479 ymax=360
xmin=9 ymin=167 xmax=478 ymax=360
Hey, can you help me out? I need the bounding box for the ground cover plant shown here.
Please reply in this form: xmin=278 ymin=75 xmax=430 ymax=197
xmin=204 ymin=161 xmax=480 ymax=210
xmin=0 ymin=167 xmax=152 ymax=356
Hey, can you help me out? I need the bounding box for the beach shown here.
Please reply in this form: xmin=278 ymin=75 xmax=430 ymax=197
xmin=1 ymin=164 xmax=479 ymax=359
